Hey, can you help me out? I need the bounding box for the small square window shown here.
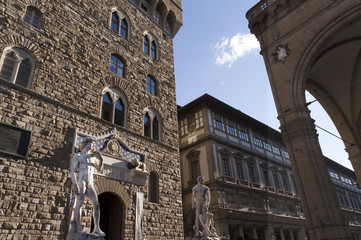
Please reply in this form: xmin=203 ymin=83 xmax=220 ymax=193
xmin=24 ymin=7 xmax=42 ymax=28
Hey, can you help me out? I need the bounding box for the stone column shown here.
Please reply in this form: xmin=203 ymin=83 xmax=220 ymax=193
xmin=346 ymin=144 xmax=361 ymax=185
xmin=214 ymin=219 xmax=229 ymax=238
xmin=238 ymin=226 xmax=245 ymax=240
xmin=298 ymin=227 xmax=308 ymax=240
xmin=255 ymin=159 xmax=262 ymax=183
xmin=252 ymin=227 xmax=258 ymax=240
xmin=280 ymin=228 xmax=285 ymax=240
xmin=279 ymin=112 xmax=351 ymax=239
xmin=264 ymin=226 xmax=274 ymax=240
xmin=289 ymin=229 xmax=294 ymax=240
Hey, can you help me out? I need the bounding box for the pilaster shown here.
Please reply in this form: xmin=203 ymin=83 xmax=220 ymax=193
xmin=279 ymin=113 xmax=351 ymax=239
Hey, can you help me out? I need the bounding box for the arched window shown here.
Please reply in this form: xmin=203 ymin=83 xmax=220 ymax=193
xmin=23 ymin=6 xmax=42 ymax=28
xmin=120 ymin=19 xmax=128 ymax=39
xmin=101 ymin=87 xmax=128 ymax=127
xmin=143 ymin=33 xmax=158 ymax=59
xmin=165 ymin=11 xmax=176 ymax=35
xmin=101 ymin=93 xmax=112 ymax=122
xmin=141 ymin=0 xmax=151 ymax=14
xmin=146 ymin=76 xmax=156 ymax=95
xmin=0 ymin=47 xmax=35 ymax=88
xmin=111 ymin=12 xmax=119 ymax=32
xmin=151 ymin=42 xmax=156 ymax=59
xmin=143 ymin=108 xmax=161 ymax=140
xmin=110 ymin=54 xmax=124 ymax=77
xmin=144 ymin=36 xmax=150 ymax=55
xmin=110 ymin=10 xmax=129 ymax=39
xmin=148 ymin=172 xmax=158 ymax=203
xmin=0 ymin=51 xmax=16 ymax=82
xmin=153 ymin=9 xmax=161 ymax=25
xmin=144 ymin=113 xmax=151 ymax=138
xmin=114 ymin=98 xmax=125 ymax=126
xmin=152 ymin=117 xmax=159 ymax=141
xmin=16 ymin=58 xmax=32 ymax=87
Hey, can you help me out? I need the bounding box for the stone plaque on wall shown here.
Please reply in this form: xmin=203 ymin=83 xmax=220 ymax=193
xmin=0 ymin=122 xmax=31 ymax=157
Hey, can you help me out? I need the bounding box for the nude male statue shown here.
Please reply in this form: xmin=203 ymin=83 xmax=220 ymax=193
xmin=70 ymin=138 xmax=105 ymax=236
xmin=192 ymin=176 xmax=210 ymax=237
xmin=199 ymin=206 xmax=219 ymax=239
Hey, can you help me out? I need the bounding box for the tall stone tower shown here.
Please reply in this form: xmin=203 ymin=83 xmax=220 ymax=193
xmin=0 ymin=0 xmax=183 ymax=239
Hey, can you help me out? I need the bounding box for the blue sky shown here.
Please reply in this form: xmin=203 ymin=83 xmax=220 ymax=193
xmin=173 ymin=0 xmax=352 ymax=170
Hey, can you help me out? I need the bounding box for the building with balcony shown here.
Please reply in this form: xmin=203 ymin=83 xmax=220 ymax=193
xmin=179 ymin=94 xmax=361 ymax=240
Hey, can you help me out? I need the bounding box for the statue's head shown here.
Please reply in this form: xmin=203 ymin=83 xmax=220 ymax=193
xmin=77 ymin=138 xmax=95 ymax=153
xmin=197 ymin=176 xmax=204 ymax=184
xmin=201 ymin=206 xmax=208 ymax=213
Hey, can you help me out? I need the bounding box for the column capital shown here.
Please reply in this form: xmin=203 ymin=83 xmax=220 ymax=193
xmin=345 ymin=144 xmax=361 ymax=185
xmin=345 ymin=144 xmax=361 ymax=160
xmin=279 ymin=115 xmax=318 ymax=144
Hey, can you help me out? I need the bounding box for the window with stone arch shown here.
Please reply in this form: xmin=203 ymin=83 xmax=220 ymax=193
xmin=146 ymin=75 xmax=157 ymax=96
xmin=0 ymin=46 xmax=36 ymax=88
xmin=219 ymin=149 xmax=232 ymax=177
xmin=144 ymin=36 xmax=150 ymax=55
xmin=165 ymin=11 xmax=176 ymax=35
xmin=110 ymin=54 xmax=125 ymax=77
xmin=143 ymin=108 xmax=161 ymax=141
xmin=153 ymin=1 xmax=167 ymax=26
xmin=100 ymin=87 xmax=128 ymax=127
xmin=23 ymin=6 xmax=42 ymax=28
xmin=110 ymin=9 xmax=130 ymax=39
xmin=143 ymin=32 xmax=158 ymax=59
xmin=140 ymin=0 xmax=151 ymax=15
xmin=246 ymin=160 xmax=258 ymax=183
xmin=234 ymin=153 xmax=245 ymax=180
xmin=148 ymin=172 xmax=159 ymax=203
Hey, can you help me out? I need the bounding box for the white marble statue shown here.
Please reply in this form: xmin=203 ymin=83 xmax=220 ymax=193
xmin=275 ymin=45 xmax=289 ymax=61
xmin=192 ymin=176 xmax=210 ymax=237
xmin=199 ymin=206 xmax=220 ymax=239
xmin=70 ymin=138 xmax=105 ymax=237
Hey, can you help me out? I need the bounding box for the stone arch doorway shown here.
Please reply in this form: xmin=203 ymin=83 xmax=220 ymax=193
xmin=92 ymin=178 xmax=131 ymax=240
xmin=92 ymin=192 xmax=123 ymax=240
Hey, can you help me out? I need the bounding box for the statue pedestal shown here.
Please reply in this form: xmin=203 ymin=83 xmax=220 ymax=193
xmin=66 ymin=232 xmax=106 ymax=240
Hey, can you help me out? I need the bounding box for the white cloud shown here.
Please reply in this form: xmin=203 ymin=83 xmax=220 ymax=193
xmin=215 ymin=33 xmax=260 ymax=68
xmin=219 ymin=79 xmax=226 ymax=86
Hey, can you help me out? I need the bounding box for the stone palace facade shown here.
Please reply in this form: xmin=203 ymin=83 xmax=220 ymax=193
xmin=0 ymin=0 xmax=183 ymax=239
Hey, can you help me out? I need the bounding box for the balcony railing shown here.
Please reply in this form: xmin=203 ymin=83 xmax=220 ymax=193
xmin=246 ymin=0 xmax=277 ymax=21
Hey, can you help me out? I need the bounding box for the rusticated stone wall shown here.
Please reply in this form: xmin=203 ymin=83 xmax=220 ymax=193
xmin=0 ymin=0 xmax=183 ymax=239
